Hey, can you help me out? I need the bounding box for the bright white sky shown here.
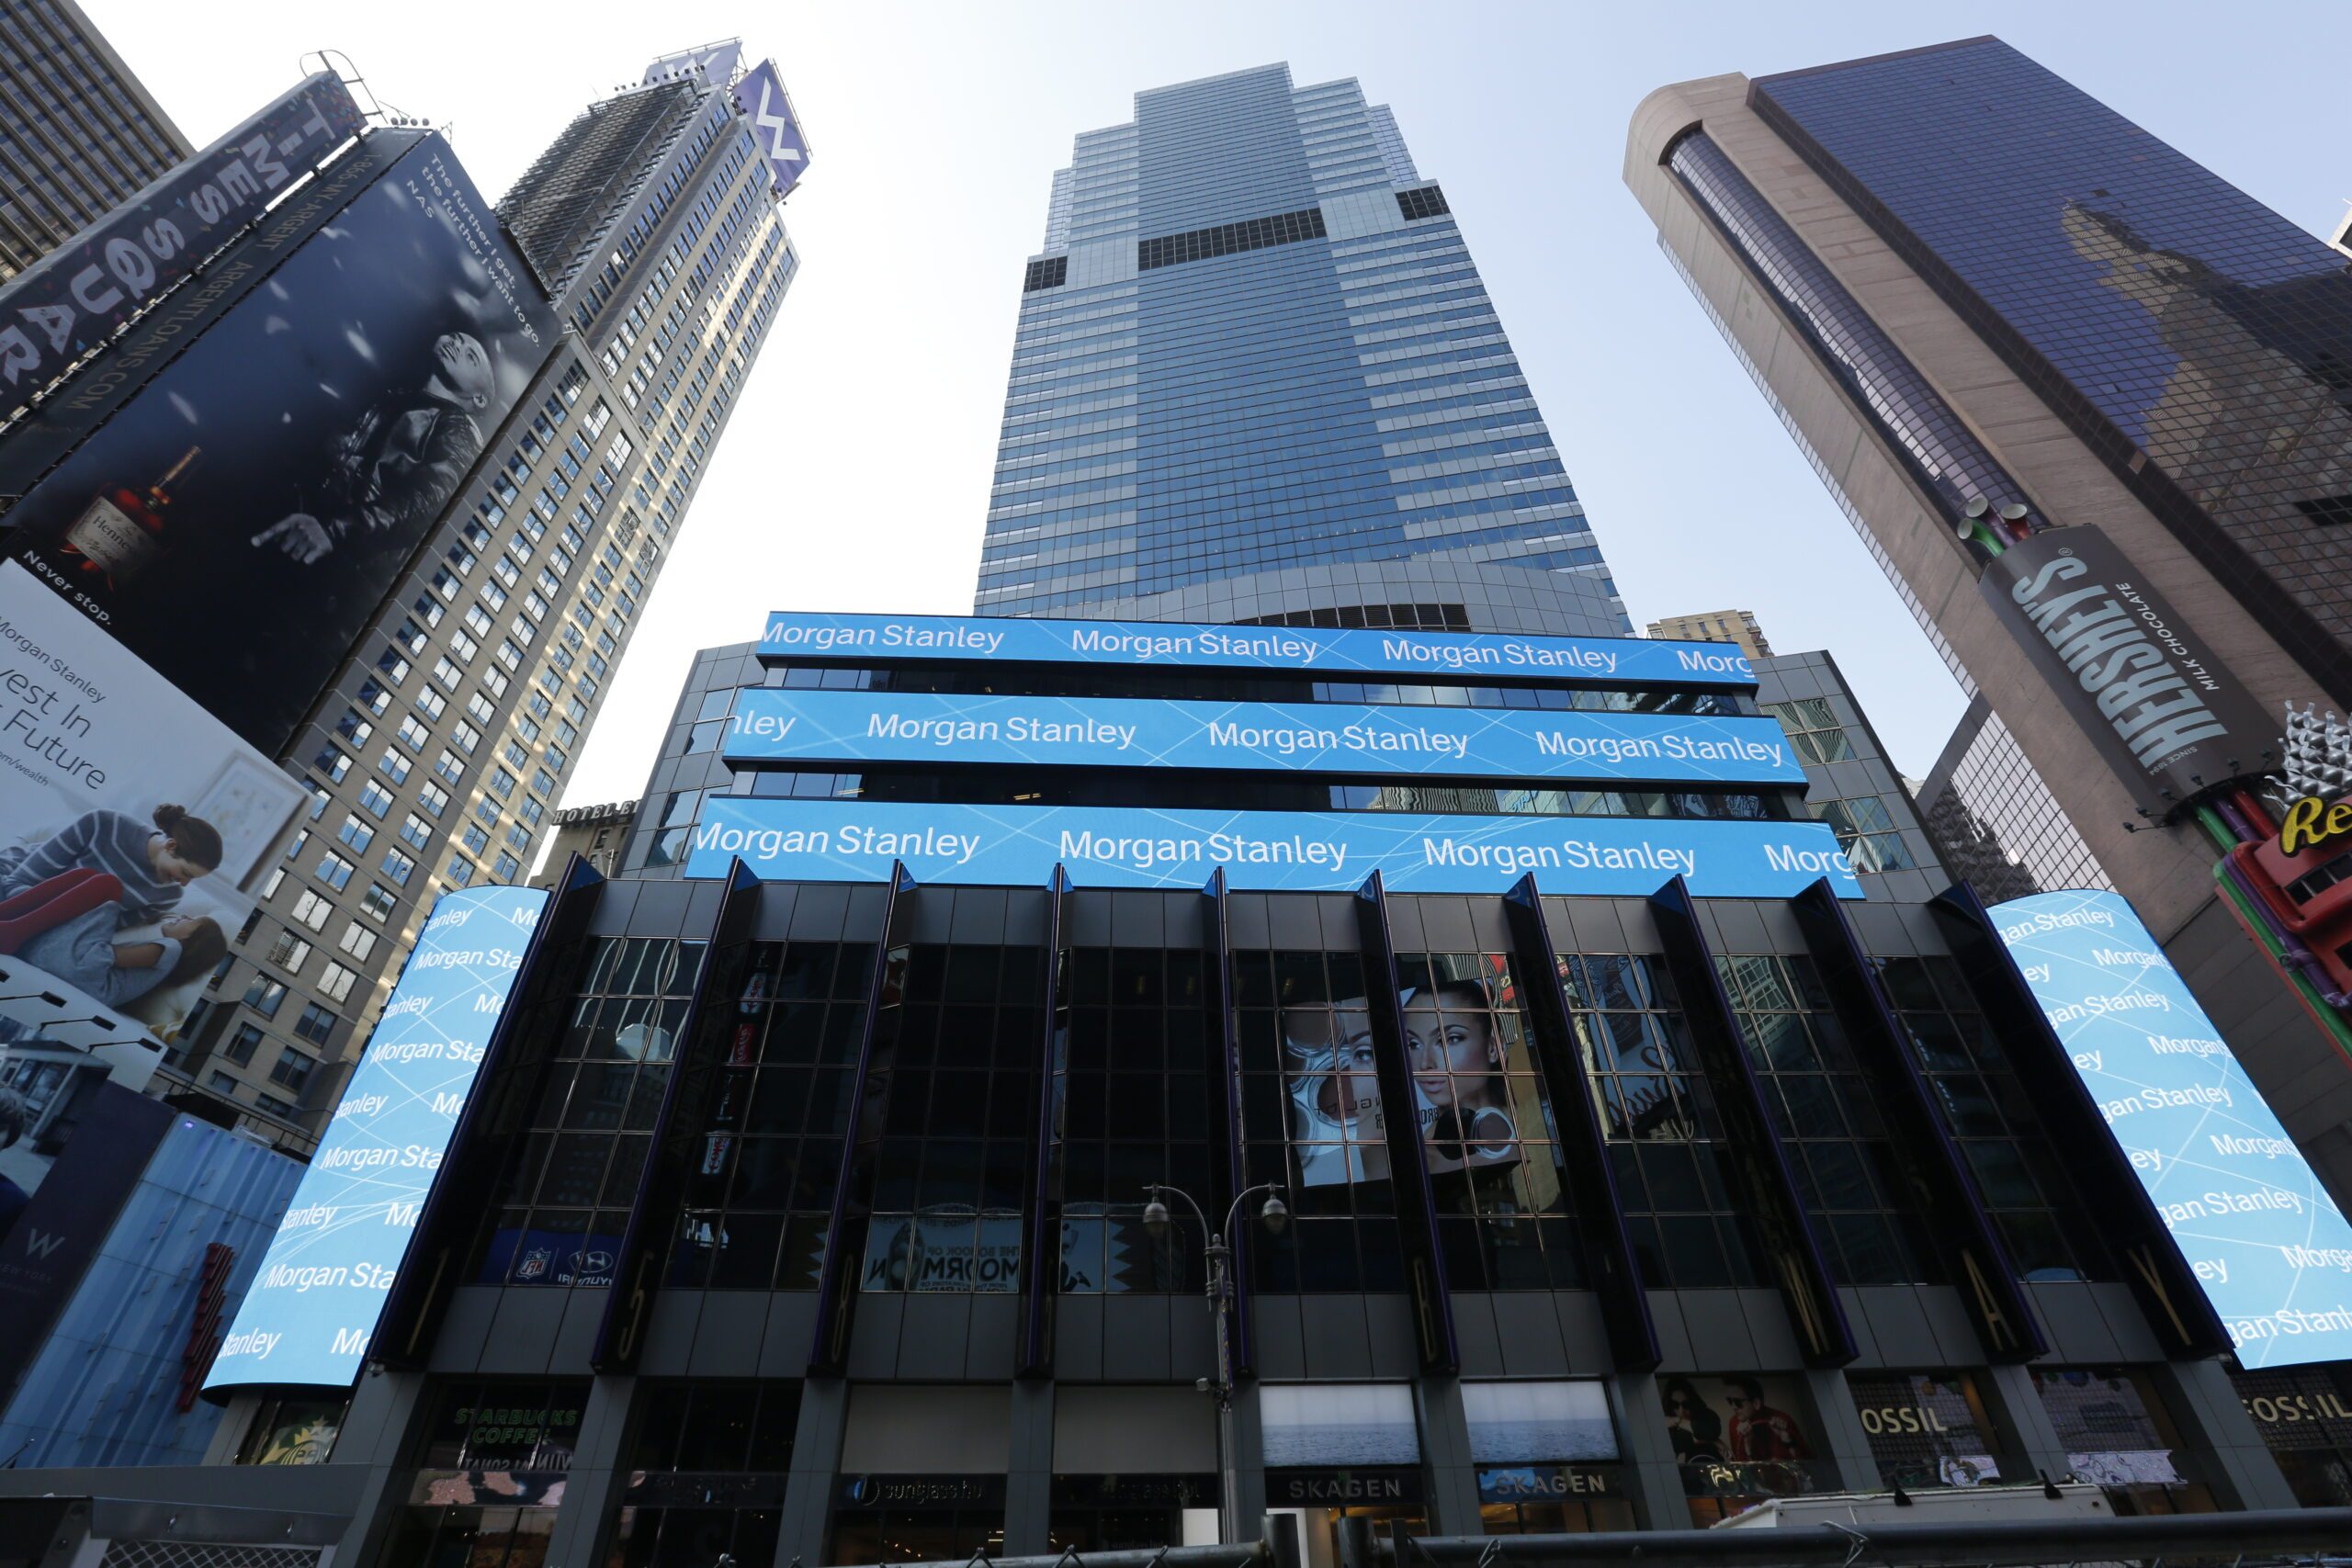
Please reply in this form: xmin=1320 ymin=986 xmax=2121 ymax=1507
xmin=87 ymin=0 xmax=2352 ymax=805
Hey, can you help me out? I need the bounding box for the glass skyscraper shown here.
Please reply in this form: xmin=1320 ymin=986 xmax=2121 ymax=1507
xmin=978 ymin=63 xmax=1625 ymax=637
xmin=1626 ymin=39 xmax=2352 ymax=1211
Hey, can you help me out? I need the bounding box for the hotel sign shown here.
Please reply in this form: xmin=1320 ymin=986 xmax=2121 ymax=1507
xmin=757 ymin=612 xmax=1756 ymax=687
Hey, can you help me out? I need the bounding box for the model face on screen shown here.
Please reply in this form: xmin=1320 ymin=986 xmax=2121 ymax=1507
xmin=427 ymin=332 xmax=492 ymax=410
xmin=1318 ymin=1004 xmax=1380 ymax=1126
xmin=1403 ymin=993 xmax=1499 ymax=1111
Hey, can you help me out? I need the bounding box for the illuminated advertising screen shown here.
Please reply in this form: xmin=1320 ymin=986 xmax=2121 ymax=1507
xmin=686 ymin=797 xmax=1860 ymax=898
xmin=723 ymin=689 xmax=1802 ymax=785
xmin=205 ymin=885 xmax=546 ymax=1393
xmin=6 ymin=132 xmax=555 ymax=752
xmin=757 ymin=613 xmax=1754 ymax=687
xmin=1991 ymin=889 xmax=2352 ymax=1367
xmin=1 ymin=559 xmax=308 ymax=1049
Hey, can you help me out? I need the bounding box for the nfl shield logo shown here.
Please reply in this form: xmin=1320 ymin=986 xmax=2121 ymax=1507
xmin=516 ymin=1247 xmax=552 ymax=1281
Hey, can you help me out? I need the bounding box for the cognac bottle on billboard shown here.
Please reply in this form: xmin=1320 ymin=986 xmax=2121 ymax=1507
xmin=62 ymin=445 xmax=199 ymax=584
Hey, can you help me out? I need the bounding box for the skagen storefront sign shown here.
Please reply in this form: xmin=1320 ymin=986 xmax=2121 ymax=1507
xmin=723 ymin=689 xmax=1804 ymax=785
xmin=685 ymin=797 xmax=1863 ymax=898
xmin=1475 ymin=1465 xmax=1619 ymax=1502
xmin=1979 ymin=526 xmax=2277 ymax=813
xmin=756 ymin=612 xmax=1756 ymax=686
xmin=1268 ymin=1469 xmax=1424 ymax=1506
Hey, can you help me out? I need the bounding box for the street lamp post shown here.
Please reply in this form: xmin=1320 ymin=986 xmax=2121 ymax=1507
xmin=1142 ymin=1180 xmax=1288 ymax=1545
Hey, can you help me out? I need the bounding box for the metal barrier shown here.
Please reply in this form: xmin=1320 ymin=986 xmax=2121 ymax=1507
xmin=1339 ymin=1507 xmax=2352 ymax=1568
xmin=824 ymin=1508 xmax=2352 ymax=1568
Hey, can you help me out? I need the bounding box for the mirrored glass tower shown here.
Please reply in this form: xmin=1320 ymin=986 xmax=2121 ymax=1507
xmin=978 ymin=63 xmax=1625 ymax=638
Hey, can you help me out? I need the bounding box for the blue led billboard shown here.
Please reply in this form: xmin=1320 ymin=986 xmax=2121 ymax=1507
xmin=722 ymin=689 xmax=1803 ymax=785
xmin=1992 ymin=889 xmax=2352 ymax=1367
xmin=686 ymin=797 xmax=1860 ymax=898
xmin=204 ymin=885 xmax=546 ymax=1393
xmin=756 ymin=613 xmax=1753 ymax=686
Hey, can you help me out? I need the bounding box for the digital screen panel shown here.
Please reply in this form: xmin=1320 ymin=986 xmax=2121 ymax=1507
xmin=722 ymin=689 xmax=1802 ymax=785
xmin=685 ymin=796 xmax=1861 ymax=899
xmin=1991 ymin=889 xmax=2352 ymax=1367
xmin=204 ymin=885 xmax=546 ymax=1393
xmin=756 ymin=613 xmax=1754 ymax=687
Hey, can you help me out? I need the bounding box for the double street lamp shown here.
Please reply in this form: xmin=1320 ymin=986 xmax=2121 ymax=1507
xmin=1141 ymin=1181 xmax=1289 ymax=1543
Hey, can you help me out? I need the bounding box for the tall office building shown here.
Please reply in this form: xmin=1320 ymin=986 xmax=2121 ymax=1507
xmin=1626 ymin=37 xmax=2352 ymax=1200
xmin=147 ymin=57 xmax=802 ymax=1149
xmin=0 ymin=0 xmax=189 ymax=278
xmin=981 ymin=63 xmax=1623 ymax=639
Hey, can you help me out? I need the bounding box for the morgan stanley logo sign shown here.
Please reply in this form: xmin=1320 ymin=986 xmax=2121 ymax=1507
xmin=732 ymin=61 xmax=809 ymax=199
xmin=1980 ymin=525 xmax=2277 ymax=815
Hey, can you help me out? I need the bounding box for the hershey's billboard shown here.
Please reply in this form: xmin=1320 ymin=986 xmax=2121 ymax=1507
xmin=1979 ymin=526 xmax=2278 ymax=814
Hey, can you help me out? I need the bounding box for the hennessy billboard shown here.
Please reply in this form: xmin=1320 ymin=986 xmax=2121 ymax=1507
xmin=1980 ymin=525 xmax=2277 ymax=815
xmin=3 ymin=132 xmax=554 ymax=753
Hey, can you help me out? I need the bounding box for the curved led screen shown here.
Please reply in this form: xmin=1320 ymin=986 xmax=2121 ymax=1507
xmin=686 ymin=797 xmax=1861 ymax=898
xmin=756 ymin=613 xmax=1754 ymax=686
xmin=722 ymin=689 xmax=1801 ymax=785
xmin=1991 ymin=889 xmax=2352 ymax=1366
xmin=204 ymin=885 xmax=545 ymax=1393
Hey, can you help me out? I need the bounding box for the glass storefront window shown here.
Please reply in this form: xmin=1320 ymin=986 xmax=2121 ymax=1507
xmin=2230 ymin=1362 xmax=2352 ymax=1506
xmin=233 ymin=1397 xmax=345 ymax=1465
xmin=1846 ymin=1371 xmax=2005 ymax=1488
xmin=2030 ymin=1365 xmax=2214 ymax=1514
xmin=606 ymin=1381 xmax=797 ymax=1568
xmin=1046 ymin=1474 xmax=1216 ymax=1552
xmin=1657 ymin=1374 xmax=1836 ymax=1525
xmin=826 ymin=1476 xmax=1005 ymax=1565
xmin=1263 ymin=1383 xmax=1427 ymax=1560
xmin=382 ymin=1381 xmax=588 ymax=1568
xmin=1464 ymin=1381 xmax=1632 ymax=1533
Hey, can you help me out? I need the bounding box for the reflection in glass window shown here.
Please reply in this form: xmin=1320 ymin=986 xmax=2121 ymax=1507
xmin=1057 ymin=946 xmax=1214 ymax=1294
xmin=858 ymin=945 xmax=1045 ymax=1294
xmin=605 ymin=1381 xmax=797 ymax=1568
xmin=1879 ymin=956 xmax=2112 ymax=1281
xmin=1714 ymin=953 xmax=1936 ymax=1286
xmin=673 ymin=941 xmax=875 ymax=1290
xmin=472 ymin=939 xmax=705 ymax=1287
xmin=1563 ymin=954 xmax=1761 ymax=1290
xmin=1398 ymin=953 xmax=1582 ymax=1291
xmin=1235 ymin=949 xmax=1406 ymax=1292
